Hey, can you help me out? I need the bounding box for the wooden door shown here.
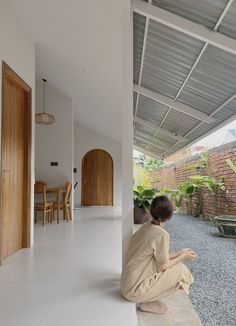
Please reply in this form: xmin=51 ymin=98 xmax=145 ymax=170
xmin=82 ymin=149 xmax=113 ymax=206
xmin=0 ymin=62 xmax=32 ymax=262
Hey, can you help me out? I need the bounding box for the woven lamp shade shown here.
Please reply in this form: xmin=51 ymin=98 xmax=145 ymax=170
xmin=35 ymin=78 xmax=55 ymax=125
xmin=35 ymin=112 xmax=55 ymax=125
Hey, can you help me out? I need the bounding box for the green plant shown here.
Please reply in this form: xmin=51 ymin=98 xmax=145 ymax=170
xmin=188 ymin=175 xmax=225 ymax=217
xmin=226 ymin=159 xmax=236 ymax=174
xmin=161 ymin=188 xmax=183 ymax=208
xmin=180 ymin=182 xmax=197 ymax=215
xmin=133 ymin=186 xmax=158 ymax=212
xmin=145 ymin=159 xmax=165 ymax=172
xmin=185 ymin=149 xmax=209 ymax=172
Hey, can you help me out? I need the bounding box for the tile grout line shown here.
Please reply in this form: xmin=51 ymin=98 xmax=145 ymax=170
xmin=37 ymin=281 xmax=66 ymax=325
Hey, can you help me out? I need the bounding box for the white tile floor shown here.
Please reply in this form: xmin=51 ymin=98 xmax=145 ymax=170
xmin=0 ymin=207 xmax=137 ymax=326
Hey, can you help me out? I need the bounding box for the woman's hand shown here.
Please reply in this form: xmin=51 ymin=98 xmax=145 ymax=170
xmin=182 ymin=248 xmax=194 ymax=253
xmin=183 ymin=250 xmax=197 ymax=261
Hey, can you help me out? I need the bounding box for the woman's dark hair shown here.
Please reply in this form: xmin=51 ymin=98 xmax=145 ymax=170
xmin=150 ymin=196 xmax=173 ymax=225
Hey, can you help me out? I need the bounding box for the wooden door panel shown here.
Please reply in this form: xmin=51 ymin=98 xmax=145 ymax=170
xmin=82 ymin=149 xmax=113 ymax=206
xmin=0 ymin=63 xmax=31 ymax=261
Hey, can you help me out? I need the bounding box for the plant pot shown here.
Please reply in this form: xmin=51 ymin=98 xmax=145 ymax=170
xmin=214 ymin=215 xmax=236 ymax=238
xmin=134 ymin=207 xmax=150 ymax=224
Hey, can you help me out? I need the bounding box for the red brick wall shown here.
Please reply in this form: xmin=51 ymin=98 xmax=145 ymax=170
xmin=152 ymin=141 xmax=236 ymax=219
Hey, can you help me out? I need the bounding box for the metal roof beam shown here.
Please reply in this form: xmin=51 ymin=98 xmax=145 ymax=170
xmin=136 ymin=131 xmax=170 ymax=149
xmin=134 ymin=116 xmax=187 ymax=142
xmin=134 ymin=133 xmax=168 ymax=150
xmin=133 ymin=144 xmax=162 ymax=159
xmin=133 ymin=0 xmax=236 ymax=56
xmin=134 ymin=84 xmax=216 ymax=124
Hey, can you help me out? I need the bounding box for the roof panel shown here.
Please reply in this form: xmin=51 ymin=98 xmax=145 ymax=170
xmin=219 ymin=1 xmax=236 ymax=40
xmin=136 ymin=94 xmax=169 ymax=124
xmin=153 ymin=133 xmax=178 ymax=147
xmin=151 ymin=0 xmax=228 ymax=29
xmin=135 ymin=123 xmax=155 ymax=137
xmin=161 ymin=109 xmax=199 ymax=136
xmin=133 ymin=13 xmax=146 ymax=84
xmin=178 ymin=45 xmax=236 ymax=115
xmin=134 ymin=1 xmax=236 ymax=159
xmin=141 ymin=20 xmax=204 ymax=99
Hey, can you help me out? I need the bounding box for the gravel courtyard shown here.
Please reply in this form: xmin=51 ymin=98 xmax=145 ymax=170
xmin=165 ymin=214 xmax=236 ymax=326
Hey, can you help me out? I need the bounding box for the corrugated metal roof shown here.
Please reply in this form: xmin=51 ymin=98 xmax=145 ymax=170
xmin=161 ymin=109 xmax=199 ymax=136
xmin=133 ymin=1 xmax=236 ymax=159
xmin=213 ymin=97 xmax=236 ymax=121
xmin=141 ymin=20 xmax=204 ymax=99
xmin=133 ymin=13 xmax=146 ymax=84
xmin=151 ymin=0 xmax=228 ymax=29
xmin=135 ymin=123 xmax=155 ymax=137
xmin=178 ymin=45 xmax=236 ymax=115
xmin=219 ymin=1 xmax=236 ymax=39
xmin=137 ymin=94 xmax=169 ymax=124
xmin=154 ymin=134 xmax=177 ymax=147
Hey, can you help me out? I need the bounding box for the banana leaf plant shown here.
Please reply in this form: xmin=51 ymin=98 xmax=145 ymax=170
xmin=133 ymin=186 xmax=158 ymax=212
xmin=226 ymin=159 xmax=236 ymax=174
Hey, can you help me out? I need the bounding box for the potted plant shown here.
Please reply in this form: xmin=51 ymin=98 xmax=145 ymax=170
xmin=213 ymin=160 xmax=236 ymax=238
xmin=133 ymin=186 xmax=157 ymax=224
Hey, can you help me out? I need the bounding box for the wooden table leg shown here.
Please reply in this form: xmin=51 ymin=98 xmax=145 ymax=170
xmin=57 ymin=190 xmax=60 ymax=224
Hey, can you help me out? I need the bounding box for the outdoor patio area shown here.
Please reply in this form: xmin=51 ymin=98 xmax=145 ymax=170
xmin=166 ymin=213 xmax=236 ymax=326
xmin=136 ymin=213 xmax=235 ymax=326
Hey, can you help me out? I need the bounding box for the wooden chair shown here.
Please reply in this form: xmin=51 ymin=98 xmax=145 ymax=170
xmin=34 ymin=181 xmax=54 ymax=226
xmin=53 ymin=182 xmax=72 ymax=222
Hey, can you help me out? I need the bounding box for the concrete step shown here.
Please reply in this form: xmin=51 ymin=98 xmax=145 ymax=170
xmin=137 ymin=290 xmax=202 ymax=326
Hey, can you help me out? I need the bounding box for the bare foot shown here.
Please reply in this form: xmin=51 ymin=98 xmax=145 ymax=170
xmin=139 ymin=301 xmax=168 ymax=314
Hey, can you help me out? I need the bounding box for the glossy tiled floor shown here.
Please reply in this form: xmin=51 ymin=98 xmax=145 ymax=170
xmin=0 ymin=207 xmax=137 ymax=326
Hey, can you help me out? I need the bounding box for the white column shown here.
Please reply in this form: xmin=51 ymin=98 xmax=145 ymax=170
xmin=122 ymin=0 xmax=133 ymax=264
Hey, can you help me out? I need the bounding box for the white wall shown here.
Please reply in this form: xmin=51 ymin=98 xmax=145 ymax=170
xmin=0 ymin=0 xmax=35 ymax=245
xmin=74 ymin=123 xmax=122 ymax=207
xmin=121 ymin=0 xmax=133 ymax=263
xmin=35 ymin=80 xmax=73 ymax=196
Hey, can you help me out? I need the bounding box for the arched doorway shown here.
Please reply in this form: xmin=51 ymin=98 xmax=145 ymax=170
xmin=81 ymin=149 xmax=113 ymax=206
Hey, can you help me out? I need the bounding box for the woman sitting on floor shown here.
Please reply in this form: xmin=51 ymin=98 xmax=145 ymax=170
xmin=121 ymin=195 xmax=197 ymax=314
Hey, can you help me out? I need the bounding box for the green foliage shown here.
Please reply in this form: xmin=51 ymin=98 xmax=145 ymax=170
xmin=226 ymin=159 xmax=236 ymax=174
xmin=185 ymin=149 xmax=209 ymax=172
xmin=188 ymin=175 xmax=225 ymax=192
xmin=145 ymin=159 xmax=165 ymax=172
xmin=133 ymin=164 xmax=160 ymax=189
xmin=164 ymin=188 xmax=183 ymax=207
xmin=185 ymin=175 xmax=225 ymax=217
xmin=133 ymin=186 xmax=158 ymax=212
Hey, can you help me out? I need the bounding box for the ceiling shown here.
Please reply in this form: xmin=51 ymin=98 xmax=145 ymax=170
xmin=8 ymin=0 xmax=124 ymax=142
xmin=133 ymin=0 xmax=236 ymax=158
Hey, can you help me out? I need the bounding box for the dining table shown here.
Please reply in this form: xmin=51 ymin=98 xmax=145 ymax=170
xmin=47 ymin=187 xmax=66 ymax=224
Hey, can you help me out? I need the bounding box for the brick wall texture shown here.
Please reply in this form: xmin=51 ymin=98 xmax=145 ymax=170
xmin=152 ymin=141 xmax=236 ymax=219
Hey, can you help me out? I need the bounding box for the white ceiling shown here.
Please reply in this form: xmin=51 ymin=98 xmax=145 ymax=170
xmin=8 ymin=0 xmax=124 ymax=142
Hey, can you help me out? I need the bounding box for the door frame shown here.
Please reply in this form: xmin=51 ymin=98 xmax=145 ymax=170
xmin=0 ymin=62 xmax=32 ymax=263
xmin=81 ymin=149 xmax=114 ymax=206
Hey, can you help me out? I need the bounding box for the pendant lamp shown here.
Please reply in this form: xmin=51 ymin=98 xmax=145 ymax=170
xmin=35 ymin=78 xmax=55 ymax=125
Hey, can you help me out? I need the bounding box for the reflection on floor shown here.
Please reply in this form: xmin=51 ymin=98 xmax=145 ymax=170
xmin=0 ymin=207 xmax=137 ymax=326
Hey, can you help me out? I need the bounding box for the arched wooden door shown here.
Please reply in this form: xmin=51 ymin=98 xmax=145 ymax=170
xmin=82 ymin=149 xmax=113 ymax=206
